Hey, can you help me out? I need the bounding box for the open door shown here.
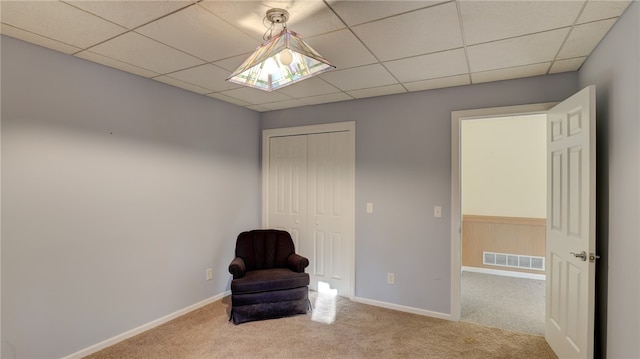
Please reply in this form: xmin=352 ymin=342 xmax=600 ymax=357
xmin=545 ymin=85 xmax=596 ymax=358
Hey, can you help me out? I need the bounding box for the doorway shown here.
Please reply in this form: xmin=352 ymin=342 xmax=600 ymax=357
xmin=459 ymin=114 xmax=547 ymax=334
xmin=450 ymin=102 xmax=555 ymax=323
xmin=452 ymin=87 xmax=597 ymax=358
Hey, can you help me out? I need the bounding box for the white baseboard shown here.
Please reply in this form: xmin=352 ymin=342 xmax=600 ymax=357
xmin=62 ymin=291 xmax=231 ymax=359
xmin=352 ymin=296 xmax=452 ymax=321
xmin=462 ymin=266 xmax=546 ymax=280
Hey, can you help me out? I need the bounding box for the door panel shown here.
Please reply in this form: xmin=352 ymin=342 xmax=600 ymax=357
xmin=550 ymin=149 xmax=563 ymax=231
xmin=568 ymin=146 xmax=582 ymax=237
xmin=307 ymin=132 xmax=352 ymax=294
xmin=545 ymin=85 xmax=596 ymax=358
xmin=269 ymin=135 xmax=307 ymax=250
xmin=313 ymin=231 xmax=325 ymax=276
xmin=548 ymin=252 xmax=562 ymax=329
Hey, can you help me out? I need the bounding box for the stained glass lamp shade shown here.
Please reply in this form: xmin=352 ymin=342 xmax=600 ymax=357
xmin=226 ymin=12 xmax=335 ymax=92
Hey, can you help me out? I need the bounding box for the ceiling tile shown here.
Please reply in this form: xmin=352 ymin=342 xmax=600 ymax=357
xmin=247 ymin=104 xmax=270 ymax=112
xmin=578 ymin=1 xmax=632 ymax=24
xmin=277 ymin=77 xmax=341 ymax=98
xmin=207 ymin=93 xmax=251 ymax=107
xmin=305 ymin=29 xmax=377 ymax=69
xmin=471 ymin=63 xmax=550 ymax=84
xmin=260 ymin=99 xmax=309 ymax=111
xmin=549 ymin=57 xmax=587 ymax=74
xmin=153 ymin=76 xmax=211 ymax=95
xmin=1 ymin=24 xmax=81 ymax=54
xmin=75 ymin=50 xmax=159 ymax=78
xmin=327 ymin=0 xmax=445 ymax=26
xmin=557 ymin=19 xmax=617 ymax=59
xmin=166 ymin=64 xmax=240 ymax=92
xmin=348 ymin=84 xmax=406 ymax=99
xmin=135 ymin=5 xmax=257 ymax=62
xmin=320 ymin=64 xmax=398 ymax=91
xmin=459 ymin=1 xmax=583 ymax=45
xmin=384 ymin=48 xmax=468 ymax=82
xmin=403 ymin=74 xmax=470 ymax=92
xmin=1 ymin=1 xmax=126 ymax=48
xmin=200 ymin=0 xmax=344 ymax=40
xmin=300 ymin=92 xmax=353 ymax=106
xmin=66 ymin=0 xmax=193 ymax=29
xmin=212 ymin=53 xmax=253 ymax=73
xmin=467 ymin=28 xmax=570 ymax=73
xmin=89 ymin=32 xmax=204 ymax=74
xmin=220 ymin=87 xmax=292 ymax=105
xmin=352 ymin=2 xmax=462 ymax=61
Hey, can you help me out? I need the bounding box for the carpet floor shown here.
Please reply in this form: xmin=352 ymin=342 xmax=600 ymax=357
xmin=461 ymin=271 xmax=545 ymax=335
xmin=85 ymin=292 xmax=557 ymax=359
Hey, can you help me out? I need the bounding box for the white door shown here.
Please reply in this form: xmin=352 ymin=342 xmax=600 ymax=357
xmin=265 ymin=124 xmax=354 ymax=297
xmin=268 ymin=135 xmax=308 ymax=249
xmin=306 ymin=132 xmax=352 ymax=295
xmin=545 ymin=85 xmax=596 ymax=358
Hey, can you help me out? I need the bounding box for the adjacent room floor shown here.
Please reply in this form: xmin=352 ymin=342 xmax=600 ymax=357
xmin=461 ymin=271 xmax=545 ymax=335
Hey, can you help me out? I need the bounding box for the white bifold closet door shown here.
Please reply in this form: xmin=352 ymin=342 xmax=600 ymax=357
xmin=268 ymin=131 xmax=352 ymax=296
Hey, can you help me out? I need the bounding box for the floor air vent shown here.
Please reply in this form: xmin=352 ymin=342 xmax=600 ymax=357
xmin=483 ymin=251 xmax=545 ymax=271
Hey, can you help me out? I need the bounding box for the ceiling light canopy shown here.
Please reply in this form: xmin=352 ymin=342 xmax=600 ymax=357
xmin=226 ymin=8 xmax=335 ymax=92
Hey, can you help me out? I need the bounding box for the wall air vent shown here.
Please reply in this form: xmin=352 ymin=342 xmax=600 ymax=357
xmin=483 ymin=251 xmax=545 ymax=271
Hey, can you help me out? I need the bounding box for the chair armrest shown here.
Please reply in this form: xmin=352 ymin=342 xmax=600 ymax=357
xmin=287 ymin=253 xmax=309 ymax=273
xmin=229 ymin=257 xmax=246 ymax=279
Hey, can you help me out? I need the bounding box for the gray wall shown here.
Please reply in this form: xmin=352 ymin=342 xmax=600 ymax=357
xmin=1 ymin=36 xmax=261 ymax=358
xmin=578 ymin=2 xmax=640 ymax=358
xmin=262 ymin=72 xmax=579 ymax=313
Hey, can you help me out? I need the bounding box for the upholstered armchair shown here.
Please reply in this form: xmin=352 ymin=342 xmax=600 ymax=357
xmin=228 ymin=229 xmax=310 ymax=324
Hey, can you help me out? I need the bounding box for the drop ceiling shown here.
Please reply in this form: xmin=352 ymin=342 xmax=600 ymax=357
xmin=0 ymin=0 xmax=631 ymax=112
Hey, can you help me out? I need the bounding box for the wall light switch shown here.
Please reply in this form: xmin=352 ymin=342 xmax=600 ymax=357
xmin=434 ymin=206 xmax=442 ymax=218
xmin=366 ymin=202 xmax=374 ymax=213
xmin=387 ymin=272 xmax=395 ymax=285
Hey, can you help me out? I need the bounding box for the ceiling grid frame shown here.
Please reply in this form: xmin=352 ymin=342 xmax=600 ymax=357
xmin=0 ymin=0 xmax=631 ymax=111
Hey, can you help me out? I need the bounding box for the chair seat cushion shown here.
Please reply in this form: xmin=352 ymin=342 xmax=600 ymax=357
xmin=231 ymin=268 xmax=309 ymax=294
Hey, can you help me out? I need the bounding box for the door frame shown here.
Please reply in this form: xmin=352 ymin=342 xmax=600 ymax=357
xmin=262 ymin=121 xmax=356 ymax=298
xmin=450 ymin=103 xmax=555 ymax=320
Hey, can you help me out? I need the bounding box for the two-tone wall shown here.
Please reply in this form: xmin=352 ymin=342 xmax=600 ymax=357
xmin=461 ymin=115 xmax=547 ymax=274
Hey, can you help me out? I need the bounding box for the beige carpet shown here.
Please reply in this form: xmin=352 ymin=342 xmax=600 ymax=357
xmin=85 ymin=294 xmax=557 ymax=359
xmin=461 ymin=271 xmax=545 ymax=335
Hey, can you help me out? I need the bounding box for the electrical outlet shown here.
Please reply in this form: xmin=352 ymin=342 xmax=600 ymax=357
xmin=387 ymin=272 xmax=395 ymax=285
xmin=206 ymin=268 xmax=213 ymax=281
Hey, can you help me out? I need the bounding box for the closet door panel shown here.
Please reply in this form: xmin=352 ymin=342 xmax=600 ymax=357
xmin=266 ymin=127 xmax=353 ymax=296
xmin=268 ymin=135 xmax=308 ymax=250
xmin=308 ymin=132 xmax=351 ymax=294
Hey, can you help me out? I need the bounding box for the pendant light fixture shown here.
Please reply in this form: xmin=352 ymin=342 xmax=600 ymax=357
xmin=226 ymin=8 xmax=335 ymax=92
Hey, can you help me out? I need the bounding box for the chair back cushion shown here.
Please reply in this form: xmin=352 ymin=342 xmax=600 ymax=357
xmin=235 ymin=230 xmax=296 ymax=271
